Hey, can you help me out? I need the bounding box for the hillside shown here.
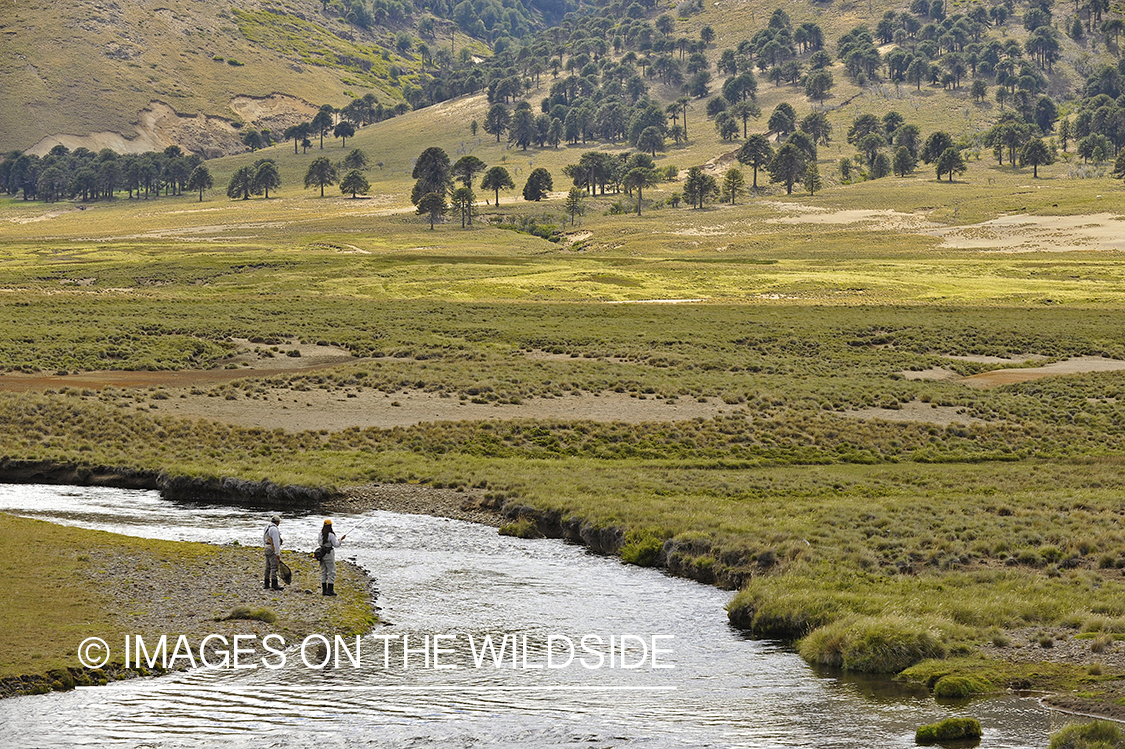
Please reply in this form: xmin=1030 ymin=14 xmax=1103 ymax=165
xmin=0 ymin=0 xmax=487 ymax=154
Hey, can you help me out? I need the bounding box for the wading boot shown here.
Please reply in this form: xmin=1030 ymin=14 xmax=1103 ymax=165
xmin=264 ymin=572 xmax=270 ymax=590
xmin=327 ymin=583 xmax=337 ymax=596
xmin=321 ymin=582 xmax=329 ymax=596
xmin=271 ymin=579 xmax=283 ymax=591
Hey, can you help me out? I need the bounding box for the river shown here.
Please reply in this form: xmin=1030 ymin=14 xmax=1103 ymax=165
xmin=0 ymin=484 xmax=1064 ymax=747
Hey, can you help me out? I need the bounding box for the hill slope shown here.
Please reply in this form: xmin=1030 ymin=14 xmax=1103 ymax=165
xmin=0 ymin=0 xmax=485 ymax=154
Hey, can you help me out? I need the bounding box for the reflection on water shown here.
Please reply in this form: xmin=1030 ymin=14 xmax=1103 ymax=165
xmin=0 ymin=484 xmax=1059 ymax=747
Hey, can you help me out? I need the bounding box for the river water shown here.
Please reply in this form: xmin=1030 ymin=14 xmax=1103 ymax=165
xmin=0 ymin=484 xmax=1065 ymax=748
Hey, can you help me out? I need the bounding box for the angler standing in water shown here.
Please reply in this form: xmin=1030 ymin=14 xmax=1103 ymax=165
xmin=317 ymin=519 xmax=347 ymax=596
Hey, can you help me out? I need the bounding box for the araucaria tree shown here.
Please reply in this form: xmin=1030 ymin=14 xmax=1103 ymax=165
xmin=768 ymin=143 xmax=808 ymax=195
xmin=1020 ymin=138 xmax=1053 ymax=178
xmin=564 ymin=187 xmax=584 ymax=225
xmin=683 ymin=166 xmax=718 ymax=209
xmin=721 ymin=168 xmax=745 ymax=204
xmin=935 ymin=147 xmax=967 ymax=181
xmin=624 ymin=166 xmax=658 ymax=215
xmin=304 ymin=156 xmax=338 ymax=196
xmin=411 ymin=147 xmax=451 ymax=206
xmin=451 ymin=156 xmax=487 ymax=190
xmin=522 ymin=167 xmax=553 ymax=201
xmin=737 ymin=135 xmax=773 ymax=189
xmin=186 ymin=164 xmax=213 ymax=202
xmin=227 ymin=165 xmax=255 ymax=200
xmin=481 ymin=166 xmax=515 ymax=205
xmin=417 ymin=191 xmax=447 ymax=229
xmin=252 ymin=160 xmax=281 ymax=199
xmin=340 ymin=169 xmax=370 ymax=197
xmin=451 ymin=186 xmax=475 ymax=227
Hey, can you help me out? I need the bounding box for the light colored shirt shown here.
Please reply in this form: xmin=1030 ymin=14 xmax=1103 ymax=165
xmin=263 ymin=523 xmax=282 ymax=555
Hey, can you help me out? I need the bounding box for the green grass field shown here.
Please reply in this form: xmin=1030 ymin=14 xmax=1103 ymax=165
xmin=4 ymin=64 xmax=1125 ymax=702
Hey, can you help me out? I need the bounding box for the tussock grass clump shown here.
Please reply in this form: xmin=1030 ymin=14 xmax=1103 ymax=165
xmin=498 ymin=518 xmax=540 ymax=539
xmin=620 ymin=529 xmax=668 ymax=567
xmin=1049 ymin=721 xmax=1125 ymax=749
xmin=799 ymin=615 xmax=948 ymax=674
xmin=933 ymin=674 xmax=994 ymax=699
xmin=220 ymin=606 xmax=278 ymax=624
xmin=916 ymin=717 xmax=982 ymax=745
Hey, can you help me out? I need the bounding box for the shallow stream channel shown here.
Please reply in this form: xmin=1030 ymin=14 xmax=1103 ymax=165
xmin=0 ymin=484 xmax=1068 ymax=747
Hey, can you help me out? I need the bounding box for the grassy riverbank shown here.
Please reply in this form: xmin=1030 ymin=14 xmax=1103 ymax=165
xmin=3 ymin=150 xmax=1125 ymax=710
xmin=0 ymin=513 xmax=376 ymax=696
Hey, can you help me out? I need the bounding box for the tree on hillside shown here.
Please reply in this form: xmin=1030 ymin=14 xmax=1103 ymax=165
xmin=340 ymin=169 xmax=370 ymax=197
xmin=411 ymin=147 xmax=451 ymax=206
xmin=683 ymin=166 xmax=718 ymax=208
xmin=935 ymin=147 xmax=967 ymax=181
xmin=417 ymin=191 xmax=447 ymax=229
xmin=721 ymin=168 xmax=746 ymax=204
xmin=803 ymin=161 xmax=823 ymax=195
xmin=451 ymin=155 xmax=487 ymax=189
xmin=921 ymin=131 xmax=954 ymax=164
xmin=523 ymin=167 xmax=553 ymax=201
xmin=252 ymin=160 xmax=281 ymax=199
xmin=484 ymin=104 xmax=511 ymax=142
xmin=564 ymin=187 xmax=585 ymax=225
xmin=333 ymin=121 xmax=356 ymax=148
xmin=729 ymin=101 xmax=761 ymax=139
xmin=481 ymin=165 xmax=515 ymax=205
xmin=737 ymin=134 xmax=774 ymax=189
xmin=227 ymin=165 xmax=255 ymax=200
xmin=304 ymin=156 xmax=338 ymax=196
xmin=799 ymin=112 xmax=832 ymax=146
xmin=450 ymin=186 xmax=475 ymax=227
xmin=342 ymin=149 xmax=368 ymax=171
xmin=637 ymin=126 xmax=666 ymax=157
xmin=509 ymin=104 xmax=537 ymax=151
xmin=768 ymin=102 xmax=797 ymax=137
xmin=186 ymin=164 xmax=213 ymax=202
xmin=893 ymin=146 xmax=917 ymax=177
xmin=311 ymin=106 xmax=335 ymax=150
xmin=803 ymin=69 xmax=834 ymax=101
xmin=768 ymin=143 xmax=807 ymax=195
xmin=624 ymin=166 xmax=658 ymax=215
xmin=1020 ymin=138 xmax=1053 ymax=178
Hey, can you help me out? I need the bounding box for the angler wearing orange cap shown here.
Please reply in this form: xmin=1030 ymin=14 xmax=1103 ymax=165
xmin=316 ymin=518 xmax=346 ymax=596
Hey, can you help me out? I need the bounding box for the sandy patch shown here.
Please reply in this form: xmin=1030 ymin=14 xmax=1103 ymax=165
xmin=901 ymin=367 xmax=961 ymax=381
xmin=944 ymin=354 xmax=1048 ymax=364
xmin=767 ymin=207 xmax=933 ymax=230
xmin=933 ymin=213 xmax=1125 ymax=252
xmin=139 ymin=389 xmax=732 ymax=431
xmin=605 ymin=298 xmax=706 ymax=304
xmin=962 ymin=356 xmax=1125 ymax=388
xmin=223 ymin=338 xmax=358 ymax=370
xmin=845 ymin=399 xmax=983 ymax=425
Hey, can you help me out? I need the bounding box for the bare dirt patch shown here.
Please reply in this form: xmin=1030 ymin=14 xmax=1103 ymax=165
xmin=962 ymin=357 xmax=1125 ymax=388
xmin=901 ymin=367 xmax=961 ymax=381
xmin=932 ymin=213 xmax=1125 ymax=252
xmin=139 ymin=389 xmax=732 ymax=431
xmin=844 ymin=399 xmax=983 ymax=426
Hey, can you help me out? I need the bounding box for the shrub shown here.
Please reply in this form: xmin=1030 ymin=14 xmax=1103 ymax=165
xmin=916 ymin=717 xmax=982 ymax=744
xmin=1049 ymin=721 xmax=1125 ymax=749
xmin=221 ymin=606 xmax=277 ymax=623
xmin=799 ymin=615 xmax=947 ymax=673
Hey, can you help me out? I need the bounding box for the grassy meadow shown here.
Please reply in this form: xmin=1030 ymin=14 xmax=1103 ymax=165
xmin=4 ymin=70 xmax=1125 ymax=702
